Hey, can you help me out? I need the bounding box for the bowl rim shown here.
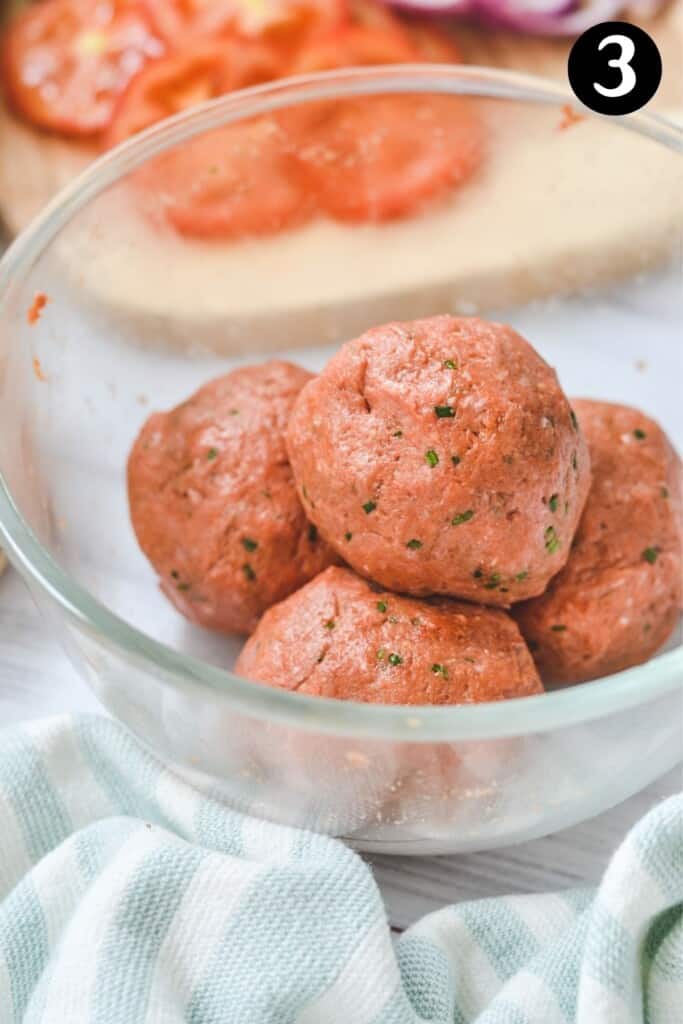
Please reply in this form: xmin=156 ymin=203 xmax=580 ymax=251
xmin=0 ymin=64 xmax=681 ymax=742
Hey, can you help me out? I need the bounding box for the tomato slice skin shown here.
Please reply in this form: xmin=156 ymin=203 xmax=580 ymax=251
xmin=404 ymin=20 xmax=463 ymax=64
xmin=2 ymin=0 xmax=165 ymax=137
xmin=104 ymin=40 xmax=282 ymax=148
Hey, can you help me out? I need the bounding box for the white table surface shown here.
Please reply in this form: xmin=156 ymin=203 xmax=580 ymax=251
xmin=1 ymin=553 xmax=680 ymax=931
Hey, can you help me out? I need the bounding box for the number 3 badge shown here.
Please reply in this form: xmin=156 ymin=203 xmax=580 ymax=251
xmin=568 ymin=21 xmax=662 ymax=115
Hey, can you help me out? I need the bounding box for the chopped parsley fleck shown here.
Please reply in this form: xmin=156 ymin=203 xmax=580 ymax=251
xmin=431 ymin=663 xmax=449 ymax=678
xmin=633 ymin=428 xmax=647 ymax=440
xmin=443 ymin=359 xmax=458 ymax=370
xmin=425 ymin=449 xmax=439 ymax=467
xmin=551 ymin=624 xmax=567 ymax=632
xmin=388 ymin=653 xmax=403 ymax=666
xmin=307 ymin=524 xmax=318 ymax=543
xmin=570 ymin=409 xmax=578 ymax=430
xmin=406 ymin=539 xmax=423 ymax=550
xmin=170 ymin=570 xmax=180 ymax=580
xmin=362 ymin=501 xmax=377 ymax=514
xmin=571 ymin=451 xmax=578 ymax=471
xmin=545 ymin=526 xmax=561 ymax=554
xmin=393 ymin=430 xmax=403 ymax=438
xmin=483 ymin=580 xmax=499 ymax=590
xmin=377 ymin=648 xmax=386 ymax=661
xmin=242 ymin=563 xmax=256 ymax=581
xmin=661 ymin=486 xmax=670 ymax=499
xmin=344 ymin=531 xmax=353 ymax=542
xmin=177 ymin=582 xmax=191 ymax=592
xmin=241 ymin=537 xmax=258 ymax=552
xmin=324 ymin=619 xmax=335 ymax=630
xmin=642 ymin=547 xmax=659 ymax=565
xmin=207 ymin=447 xmax=218 ymax=461
xmin=434 ymin=405 xmax=455 ymax=418
xmin=376 ymin=601 xmax=387 ymax=613
xmin=452 ymin=510 xmax=474 ymax=526
xmin=549 ymin=493 xmax=559 ymax=512
xmin=473 ymin=568 xmax=484 ymax=579
xmin=515 ymin=571 xmax=528 ymax=582
xmin=451 ymin=455 xmax=461 ymax=466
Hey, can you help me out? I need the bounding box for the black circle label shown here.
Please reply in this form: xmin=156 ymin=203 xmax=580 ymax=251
xmin=568 ymin=21 xmax=662 ymax=115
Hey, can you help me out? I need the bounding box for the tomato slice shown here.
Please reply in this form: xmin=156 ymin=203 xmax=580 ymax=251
xmin=149 ymin=118 xmax=312 ymax=239
xmin=2 ymin=0 xmax=165 ymax=137
xmin=289 ymin=22 xmax=418 ymax=73
xmin=105 ymin=41 xmax=282 ymax=147
xmin=142 ymin=0 xmax=345 ymax=45
xmin=291 ymin=93 xmax=483 ymax=223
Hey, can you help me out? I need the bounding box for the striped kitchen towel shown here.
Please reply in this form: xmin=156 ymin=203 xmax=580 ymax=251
xmin=0 ymin=715 xmax=680 ymax=1023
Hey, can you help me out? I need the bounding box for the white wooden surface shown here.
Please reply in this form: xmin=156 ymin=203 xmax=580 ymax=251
xmin=0 ymin=567 xmax=679 ymax=929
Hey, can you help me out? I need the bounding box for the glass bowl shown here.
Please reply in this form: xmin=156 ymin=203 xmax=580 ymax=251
xmin=0 ymin=67 xmax=681 ymax=854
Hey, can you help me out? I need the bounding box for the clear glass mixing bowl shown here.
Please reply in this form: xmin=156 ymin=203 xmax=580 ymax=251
xmin=0 ymin=67 xmax=681 ymax=854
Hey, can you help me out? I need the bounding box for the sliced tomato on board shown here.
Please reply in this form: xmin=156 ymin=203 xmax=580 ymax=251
xmin=288 ymin=22 xmax=418 ymax=73
xmin=2 ymin=0 xmax=165 ymax=136
xmin=142 ymin=0 xmax=346 ymax=46
xmin=105 ymin=40 xmax=282 ymax=147
xmin=147 ymin=117 xmax=313 ymax=239
xmin=291 ymin=93 xmax=484 ymax=223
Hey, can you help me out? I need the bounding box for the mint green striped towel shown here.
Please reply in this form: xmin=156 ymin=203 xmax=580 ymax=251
xmin=0 ymin=715 xmax=680 ymax=1023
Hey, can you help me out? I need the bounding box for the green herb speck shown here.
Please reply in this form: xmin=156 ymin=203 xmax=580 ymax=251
xmin=551 ymin=624 xmax=567 ymax=632
xmin=451 ymin=455 xmax=461 ymax=466
xmin=642 ymin=547 xmax=659 ymax=565
xmin=425 ymin=449 xmax=439 ymax=468
xmin=242 ymin=563 xmax=256 ymax=581
xmin=377 ymin=648 xmax=386 ymax=661
xmin=571 ymin=451 xmax=578 ymax=471
xmin=388 ymin=653 xmax=403 ymax=666
xmin=515 ymin=571 xmax=528 ymax=582
xmin=307 ymin=524 xmax=318 ymax=543
xmin=549 ymin=493 xmax=559 ymax=513
xmin=434 ymin=405 xmax=455 ymax=419
xmin=362 ymin=501 xmax=377 ymax=514
xmin=443 ymin=359 xmax=458 ymax=370
xmin=344 ymin=531 xmax=353 ymax=542
xmin=431 ymin=663 xmax=449 ymax=678
xmin=570 ymin=409 xmax=578 ymax=430
xmin=633 ymin=428 xmax=647 ymax=440
xmin=393 ymin=430 xmax=403 ymax=438
xmin=207 ymin=447 xmax=218 ymax=461
xmin=661 ymin=486 xmax=670 ymax=499
xmin=473 ymin=568 xmax=483 ymax=579
xmin=241 ymin=537 xmax=258 ymax=552
xmin=406 ymin=539 xmax=423 ymax=550
xmin=171 ymin=570 xmax=180 ymax=580
xmin=545 ymin=526 xmax=561 ymax=554
xmin=452 ymin=510 xmax=474 ymax=526
xmin=177 ymin=582 xmax=191 ymax=592
xmin=376 ymin=601 xmax=387 ymax=613
xmin=324 ymin=619 xmax=335 ymax=630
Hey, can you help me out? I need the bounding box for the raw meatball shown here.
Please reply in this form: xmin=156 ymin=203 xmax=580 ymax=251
xmin=235 ymin=566 xmax=543 ymax=704
xmin=514 ymin=400 xmax=682 ymax=684
xmin=128 ymin=361 xmax=339 ymax=635
xmin=286 ymin=316 xmax=591 ymax=605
